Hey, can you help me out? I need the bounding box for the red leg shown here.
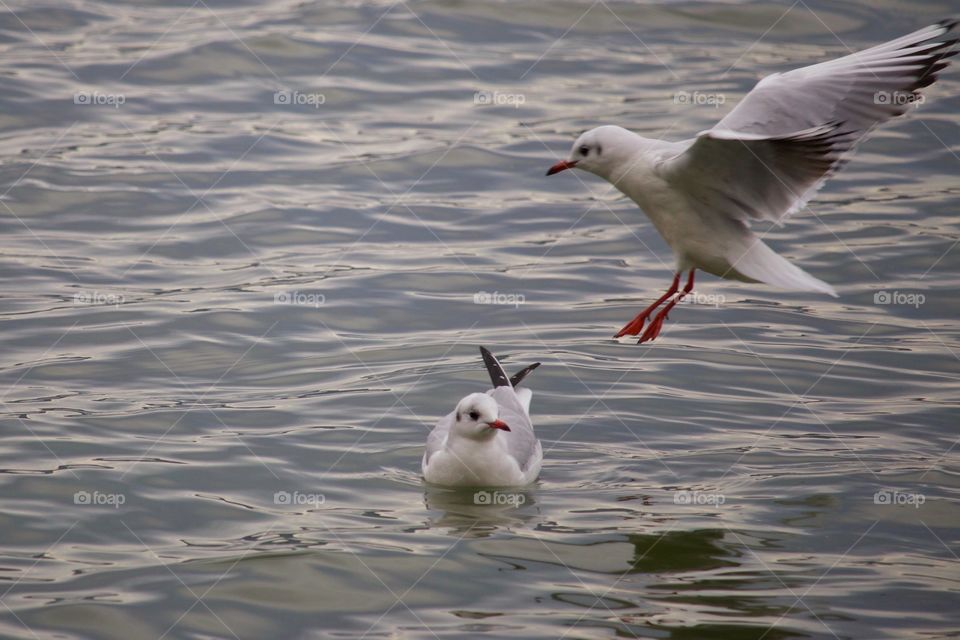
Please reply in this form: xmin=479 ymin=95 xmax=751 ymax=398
xmin=614 ymin=273 xmax=680 ymax=338
xmin=638 ymin=270 xmax=696 ymax=344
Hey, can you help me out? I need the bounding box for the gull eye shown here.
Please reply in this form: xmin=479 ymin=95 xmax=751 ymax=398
xmin=468 ymin=410 xmax=480 ymax=421
xmin=578 ymin=145 xmax=590 ymax=156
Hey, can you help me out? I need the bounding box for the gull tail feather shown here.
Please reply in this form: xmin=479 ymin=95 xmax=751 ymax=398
xmin=479 ymin=346 xmax=511 ymax=388
xmin=729 ymin=238 xmax=838 ymax=297
xmin=509 ymin=362 xmax=540 ymax=388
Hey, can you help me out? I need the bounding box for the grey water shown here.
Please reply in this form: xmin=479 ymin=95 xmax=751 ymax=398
xmin=1 ymin=1 xmax=959 ymax=638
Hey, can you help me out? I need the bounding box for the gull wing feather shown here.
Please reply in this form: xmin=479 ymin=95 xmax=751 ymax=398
xmin=661 ymin=20 xmax=958 ymax=225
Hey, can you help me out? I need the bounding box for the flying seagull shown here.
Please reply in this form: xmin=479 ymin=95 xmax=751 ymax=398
xmin=547 ymin=20 xmax=958 ymax=343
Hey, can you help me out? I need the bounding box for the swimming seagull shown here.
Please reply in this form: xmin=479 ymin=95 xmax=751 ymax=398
xmin=422 ymin=347 xmax=542 ymax=487
xmin=547 ymin=20 xmax=958 ymax=343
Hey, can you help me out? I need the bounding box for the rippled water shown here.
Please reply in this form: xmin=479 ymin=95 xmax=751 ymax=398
xmin=2 ymin=1 xmax=959 ymax=638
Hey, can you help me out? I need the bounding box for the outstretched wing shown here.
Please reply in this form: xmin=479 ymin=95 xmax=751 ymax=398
xmin=661 ymin=20 xmax=958 ymax=225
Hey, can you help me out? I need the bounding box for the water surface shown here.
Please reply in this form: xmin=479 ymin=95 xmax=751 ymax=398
xmin=1 ymin=1 xmax=959 ymax=638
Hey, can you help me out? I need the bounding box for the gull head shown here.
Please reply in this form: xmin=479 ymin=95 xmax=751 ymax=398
xmin=546 ymin=125 xmax=636 ymax=181
xmin=452 ymin=393 xmax=510 ymax=439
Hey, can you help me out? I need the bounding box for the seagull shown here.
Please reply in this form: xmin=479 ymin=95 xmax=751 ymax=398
xmin=422 ymin=347 xmax=542 ymax=487
xmin=547 ymin=20 xmax=958 ymax=343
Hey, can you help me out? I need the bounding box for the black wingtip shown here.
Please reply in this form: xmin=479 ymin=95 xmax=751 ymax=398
xmin=509 ymin=362 xmax=541 ymax=388
xmin=479 ymin=346 xmax=511 ymax=388
xmin=937 ymin=18 xmax=959 ymax=32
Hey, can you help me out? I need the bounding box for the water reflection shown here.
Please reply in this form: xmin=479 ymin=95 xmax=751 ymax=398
xmin=423 ymin=486 xmax=543 ymax=537
xmin=474 ymin=528 xmax=736 ymax=575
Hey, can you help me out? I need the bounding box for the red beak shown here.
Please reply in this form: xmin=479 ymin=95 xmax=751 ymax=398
xmin=546 ymin=159 xmax=577 ymax=176
xmin=488 ymin=419 xmax=510 ymax=431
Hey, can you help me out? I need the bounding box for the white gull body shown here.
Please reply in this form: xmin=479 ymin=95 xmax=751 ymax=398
xmin=547 ymin=20 xmax=958 ymax=342
xmin=422 ymin=348 xmax=542 ymax=487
